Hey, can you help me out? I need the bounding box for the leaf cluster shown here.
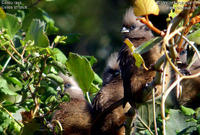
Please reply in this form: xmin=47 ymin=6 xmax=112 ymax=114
xmin=123 ymin=0 xmax=200 ymax=135
xmin=0 ymin=2 xmax=102 ymax=134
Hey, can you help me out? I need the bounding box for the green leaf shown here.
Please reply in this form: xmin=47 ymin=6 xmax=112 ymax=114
xmin=25 ymin=19 xmax=49 ymax=48
xmin=168 ymin=9 xmax=177 ymax=21
xmin=0 ymin=14 xmax=21 ymax=39
xmin=46 ymin=86 xmax=57 ymax=96
xmin=124 ymin=37 xmax=162 ymax=68
xmin=45 ymin=96 xmax=57 ymax=104
xmin=3 ymin=101 xmax=19 ymax=113
xmin=187 ymin=29 xmax=200 ymax=44
xmin=0 ymin=111 xmax=12 ymax=129
xmin=0 ymin=76 xmax=17 ymax=96
xmin=61 ymin=94 xmax=70 ymax=102
xmin=135 ymin=37 xmax=162 ymax=54
xmin=84 ymin=56 xmax=98 ymax=66
xmin=94 ymin=73 xmax=103 ymax=85
xmin=46 ymin=73 xmax=64 ymax=84
xmin=195 ymin=107 xmax=200 ymax=120
xmin=181 ymin=106 xmax=195 ymax=116
xmin=89 ymin=83 xmax=100 ymax=93
xmin=7 ymin=121 xmax=21 ymax=135
xmin=22 ymin=8 xmax=58 ymax=35
xmin=51 ymin=48 xmax=67 ymax=64
xmin=166 ymin=109 xmax=196 ymax=135
xmin=136 ymin=103 xmax=160 ymax=130
xmin=54 ymin=35 xmax=67 ymax=44
xmin=124 ymin=39 xmax=145 ymax=68
xmin=198 ymin=125 xmax=200 ymax=134
xmin=66 ymin=53 xmax=94 ymax=93
xmin=133 ymin=53 xmax=144 ymax=68
xmin=6 ymin=77 xmax=22 ymax=89
xmin=50 ymin=61 xmax=67 ymax=74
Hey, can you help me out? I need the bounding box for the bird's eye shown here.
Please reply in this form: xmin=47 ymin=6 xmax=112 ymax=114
xmin=144 ymin=26 xmax=150 ymax=31
xmin=114 ymin=70 xmax=120 ymax=76
xmin=130 ymin=25 xmax=135 ymax=30
xmin=64 ymin=83 xmax=72 ymax=89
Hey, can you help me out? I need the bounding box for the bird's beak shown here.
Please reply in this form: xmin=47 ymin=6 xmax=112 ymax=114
xmin=121 ymin=27 xmax=130 ymax=33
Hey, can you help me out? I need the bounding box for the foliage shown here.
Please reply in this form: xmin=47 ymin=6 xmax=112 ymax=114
xmin=0 ymin=0 xmax=200 ymax=135
xmin=127 ymin=0 xmax=200 ymax=135
xmin=133 ymin=0 xmax=160 ymax=16
xmin=0 ymin=1 xmax=101 ymax=134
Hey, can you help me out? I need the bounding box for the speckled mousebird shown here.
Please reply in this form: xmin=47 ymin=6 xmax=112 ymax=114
xmin=51 ymin=73 xmax=93 ymax=135
xmin=118 ymin=7 xmax=171 ymax=108
xmin=92 ymin=53 xmax=131 ymax=135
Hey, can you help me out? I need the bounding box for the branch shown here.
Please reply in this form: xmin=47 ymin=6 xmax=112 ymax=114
xmin=0 ymin=103 xmax=23 ymax=128
xmin=2 ymin=46 xmax=22 ymax=65
xmin=137 ymin=115 xmax=154 ymax=135
xmin=177 ymin=32 xmax=200 ymax=61
xmin=139 ymin=17 xmax=165 ymax=37
xmin=86 ymin=92 xmax=91 ymax=104
xmin=51 ymin=120 xmax=63 ymax=133
xmin=152 ymin=87 xmax=158 ymax=135
xmin=0 ymin=56 xmax=11 ymax=74
xmin=162 ymin=25 xmax=185 ymax=77
xmin=9 ymin=40 xmax=23 ymax=60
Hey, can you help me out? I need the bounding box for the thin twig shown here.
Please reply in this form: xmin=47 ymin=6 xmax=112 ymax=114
xmin=177 ymin=32 xmax=200 ymax=60
xmin=86 ymin=92 xmax=91 ymax=104
xmin=0 ymin=56 xmax=11 ymax=74
xmin=0 ymin=103 xmax=24 ymax=127
xmin=2 ymin=46 xmax=22 ymax=65
xmin=50 ymin=42 xmax=55 ymax=48
xmin=28 ymin=84 xmax=39 ymax=118
xmin=176 ymin=73 xmax=182 ymax=98
xmin=51 ymin=120 xmax=63 ymax=132
xmin=152 ymin=88 xmax=158 ymax=135
xmin=137 ymin=115 xmax=154 ymax=135
xmin=21 ymin=44 xmax=27 ymax=58
xmin=162 ymin=26 xmax=185 ymax=77
xmin=9 ymin=40 xmax=23 ymax=59
xmin=36 ymin=55 xmax=48 ymax=87
xmin=161 ymin=60 xmax=167 ymax=135
xmin=162 ymin=70 xmax=200 ymax=106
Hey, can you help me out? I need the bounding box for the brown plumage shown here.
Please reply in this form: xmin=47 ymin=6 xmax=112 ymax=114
xmin=119 ymin=7 xmax=199 ymax=109
xmin=178 ymin=52 xmax=200 ymax=108
xmin=92 ymin=53 xmax=131 ymax=135
xmin=51 ymin=74 xmax=92 ymax=135
xmin=118 ymin=7 xmax=170 ymax=107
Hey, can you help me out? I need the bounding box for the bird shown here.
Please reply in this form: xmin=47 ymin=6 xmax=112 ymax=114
xmin=178 ymin=51 xmax=200 ymax=108
xmin=118 ymin=7 xmax=171 ymax=108
xmin=118 ymin=7 xmax=200 ymax=109
xmin=51 ymin=73 xmax=93 ymax=135
xmin=91 ymin=53 xmax=131 ymax=135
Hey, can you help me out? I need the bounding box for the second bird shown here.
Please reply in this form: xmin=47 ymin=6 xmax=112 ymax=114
xmin=118 ymin=7 xmax=170 ymax=108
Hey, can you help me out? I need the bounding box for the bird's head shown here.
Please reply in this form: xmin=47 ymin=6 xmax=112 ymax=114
xmin=121 ymin=7 xmax=153 ymax=44
xmin=59 ymin=73 xmax=84 ymax=99
xmin=103 ymin=52 xmax=121 ymax=85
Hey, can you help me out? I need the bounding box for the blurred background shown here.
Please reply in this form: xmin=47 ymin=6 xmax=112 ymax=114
xmin=39 ymin=0 xmax=131 ymax=75
xmin=2 ymin=0 xmax=169 ymax=76
xmin=39 ymin=0 xmax=169 ymax=75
